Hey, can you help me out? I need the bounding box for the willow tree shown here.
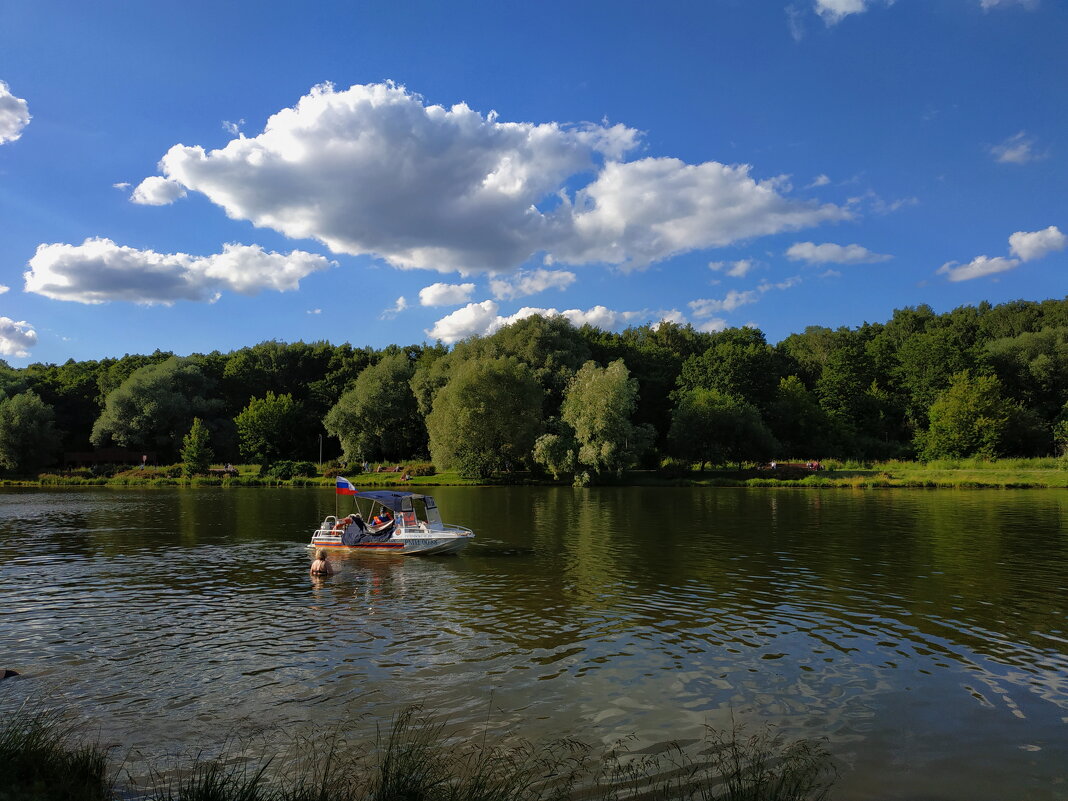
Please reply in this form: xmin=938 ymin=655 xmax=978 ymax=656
xmin=535 ymin=359 xmax=653 ymax=485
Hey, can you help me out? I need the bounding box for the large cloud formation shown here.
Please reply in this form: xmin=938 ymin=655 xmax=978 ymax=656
xmin=0 ymin=80 xmax=31 ymax=144
xmin=143 ymin=82 xmax=848 ymax=274
xmin=0 ymin=317 xmax=37 ymax=357
xmin=25 ymin=238 xmax=334 ymax=304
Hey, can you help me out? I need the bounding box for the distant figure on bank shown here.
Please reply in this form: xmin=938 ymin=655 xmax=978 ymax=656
xmin=310 ymin=548 xmax=334 ymax=576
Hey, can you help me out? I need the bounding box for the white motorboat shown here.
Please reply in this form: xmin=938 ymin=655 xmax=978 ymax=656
xmin=309 ymin=489 xmax=474 ymax=556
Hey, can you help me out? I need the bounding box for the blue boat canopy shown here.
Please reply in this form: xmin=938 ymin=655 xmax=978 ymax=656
xmin=354 ymin=490 xmax=433 ymax=511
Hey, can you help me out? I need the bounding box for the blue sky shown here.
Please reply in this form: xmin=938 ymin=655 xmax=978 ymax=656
xmin=0 ymin=0 xmax=1064 ymax=364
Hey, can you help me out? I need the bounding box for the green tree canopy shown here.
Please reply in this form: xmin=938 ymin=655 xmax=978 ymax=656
xmin=0 ymin=391 xmax=61 ymax=473
xmin=677 ymin=327 xmax=780 ymax=409
xmin=234 ymin=391 xmax=300 ymax=466
xmin=668 ymin=387 xmax=778 ymax=470
xmin=181 ymin=417 xmax=214 ymax=477
xmin=91 ymin=356 xmax=226 ymax=461
xmin=427 ymin=357 xmax=544 ymax=479
xmin=537 ymin=359 xmax=654 ymax=485
xmin=323 ymin=351 xmax=424 ymax=463
xmin=916 ymin=371 xmax=1015 ymax=460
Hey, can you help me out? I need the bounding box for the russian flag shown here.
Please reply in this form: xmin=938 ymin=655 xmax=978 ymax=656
xmin=335 ymin=476 xmax=358 ymax=495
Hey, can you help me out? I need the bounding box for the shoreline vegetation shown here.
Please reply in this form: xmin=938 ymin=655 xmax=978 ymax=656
xmin=0 ymin=702 xmax=836 ymax=801
xmin=6 ymin=456 xmax=1066 ymax=490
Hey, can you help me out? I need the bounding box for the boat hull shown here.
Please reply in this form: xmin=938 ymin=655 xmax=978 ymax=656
xmin=309 ymin=529 xmax=473 ymax=556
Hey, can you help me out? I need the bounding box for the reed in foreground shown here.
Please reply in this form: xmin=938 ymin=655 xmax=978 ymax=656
xmin=0 ymin=703 xmax=114 ymax=801
xmin=0 ymin=704 xmax=836 ymax=801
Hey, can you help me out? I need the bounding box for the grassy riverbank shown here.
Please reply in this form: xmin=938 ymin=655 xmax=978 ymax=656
xmin=1 ymin=457 xmax=1064 ymax=490
xmin=0 ymin=703 xmax=835 ymax=801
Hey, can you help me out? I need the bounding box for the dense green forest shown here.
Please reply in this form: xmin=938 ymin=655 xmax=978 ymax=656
xmin=1 ymin=297 xmax=1065 ymax=483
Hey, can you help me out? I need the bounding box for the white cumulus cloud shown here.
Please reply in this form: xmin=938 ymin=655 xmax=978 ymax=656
xmin=981 ymin=0 xmax=1039 ymax=9
xmin=419 ymin=282 xmax=476 ymax=306
xmin=815 ymin=0 xmax=869 ymax=24
xmin=144 ymin=82 xmax=848 ymax=274
xmin=24 ymin=238 xmax=333 ymax=304
xmin=426 ymin=301 xmax=680 ymax=344
xmin=0 ymin=80 xmax=31 ymax=144
xmin=709 ymin=259 xmax=757 ymax=278
xmin=786 ymin=241 xmax=891 ymax=264
xmin=489 ymin=268 xmax=576 ymax=300
xmin=1008 ymin=226 xmax=1066 ymax=262
xmin=379 ymin=296 xmax=409 ymax=320
xmin=990 ymin=131 xmax=1044 ymax=165
xmin=937 ymin=256 xmax=1021 ymax=282
xmin=0 ymin=317 xmax=37 ymax=357
xmin=689 ymin=290 xmax=759 ymax=317
xmin=131 ymin=176 xmax=188 ymax=205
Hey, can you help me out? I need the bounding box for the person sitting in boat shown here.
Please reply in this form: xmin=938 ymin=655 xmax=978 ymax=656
xmin=310 ymin=548 xmax=334 ymax=576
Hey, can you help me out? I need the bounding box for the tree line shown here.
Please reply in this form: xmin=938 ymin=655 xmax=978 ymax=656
xmin=0 ymin=297 xmax=1065 ymax=482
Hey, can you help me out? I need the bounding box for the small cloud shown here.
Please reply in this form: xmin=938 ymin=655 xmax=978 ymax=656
xmin=0 ymin=317 xmax=37 ymax=357
xmin=815 ymin=0 xmax=870 ymax=25
xmin=489 ymin=268 xmax=576 ymax=300
xmin=131 ymin=176 xmax=187 ymax=206
xmin=307 ymin=308 xmax=322 ymax=315
xmin=419 ymin=282 xmax=476 ymax=307
xmin=379 ymin=296 xmax=408 ymax=319
xmin=689 ymin=290 xmax=759 ymax=317
xmin=758 ymin=276 xmax=802 ymax=292
xmin=846 ymin=190 xmax=918 ymax=215
xmin=1008 ymin=225 xmax=1066 ymax=261
xmin=786 ymin=241 xmax=892 ymax=264
xmin=0 ymin=80 xmax=31 ymax=144
xmin=112 ymin=182 xmax=131 ymax=191
xmin=937 ymin=256 xmax=1020 ymax=282
xmin=819 ymin=269 xmax=842 ymax=279
xmin=981 ymin=0 xmax=1039 ymax=9
xmin=990 ymin=131 xmax=1045 ymax=165
xmin=222 ymin=119 xmax=245 ymax=136
xmin=0 ymin=285 xmax=8 ymax=294
xmin=709 ymin=259 xmax=757 ymax=278
xmin=697 ymin=318 xmax=728 ymax=333
xmin=806 ymin=174 xmax=831 ymax=188
xmin=786 ymin=3 xmax=806 ymax=40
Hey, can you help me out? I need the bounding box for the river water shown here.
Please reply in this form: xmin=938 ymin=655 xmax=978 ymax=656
xmin=0 ymin=486 xmax=1065 ymax=800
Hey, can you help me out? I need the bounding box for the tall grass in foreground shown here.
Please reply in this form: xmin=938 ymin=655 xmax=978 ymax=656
xmin=0 ymin=705 xmax=836 ymax=801
xmin=0 ymin=703 xmax=114 ymax=801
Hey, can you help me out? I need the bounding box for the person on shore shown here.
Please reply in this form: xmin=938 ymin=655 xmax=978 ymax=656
xmin=310 ymin=548 xmax=334 ymax=575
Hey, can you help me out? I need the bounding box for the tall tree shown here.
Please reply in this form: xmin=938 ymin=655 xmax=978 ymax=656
xmin=427 ymin=357 xmax=544 ymax=479
xmin=0 ymin=392 xmax=61 ymax=473
xmin=91 ymin=356 xmax=226 ymax=461
xmin=324 ymin=351 xmax=424 ymax=463
xmin=181 ymin=417 xmax=214 ymax=477
xmin=668 ymin=388 xmax=778 ymax=470
xmin=535 ymin=359 xmax=653 ymax=485
xmin=916 ymin=372 xmax=1014 ymax=460
xmin=234 ymin=392 xmax=300 ymax=466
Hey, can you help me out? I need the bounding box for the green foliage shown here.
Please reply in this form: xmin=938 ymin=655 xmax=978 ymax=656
xmin=428 ymin=357 xmax=544 ymax=479
xmin=235 ymin=391 xmax=301 ymax=466
xmin=540 ymin=359 xmax=654 ymax=484
xmin=764 ymin=376 xmax=835 ymax=458
xmin=916 ymin=371 xmax=1015 ymax=460
xmin=0 ymin=391 xmax=61 ymax=473
xmin=0 ymin=705 xmax=113 ymax=801
xmin=677 ymin=327 xmax=779 ymax=409
xmin=91 ymin=356 xmax=227 ymax=461
xmin=261 ymin=460 xmax=318 ymax=480
xmin=324 ymin=352 xmax=425 ymax=462
xmin=668 ymin=387 xmax=779 ymax=469
xmin=180 ymin=417 xmax=214 ymax=477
